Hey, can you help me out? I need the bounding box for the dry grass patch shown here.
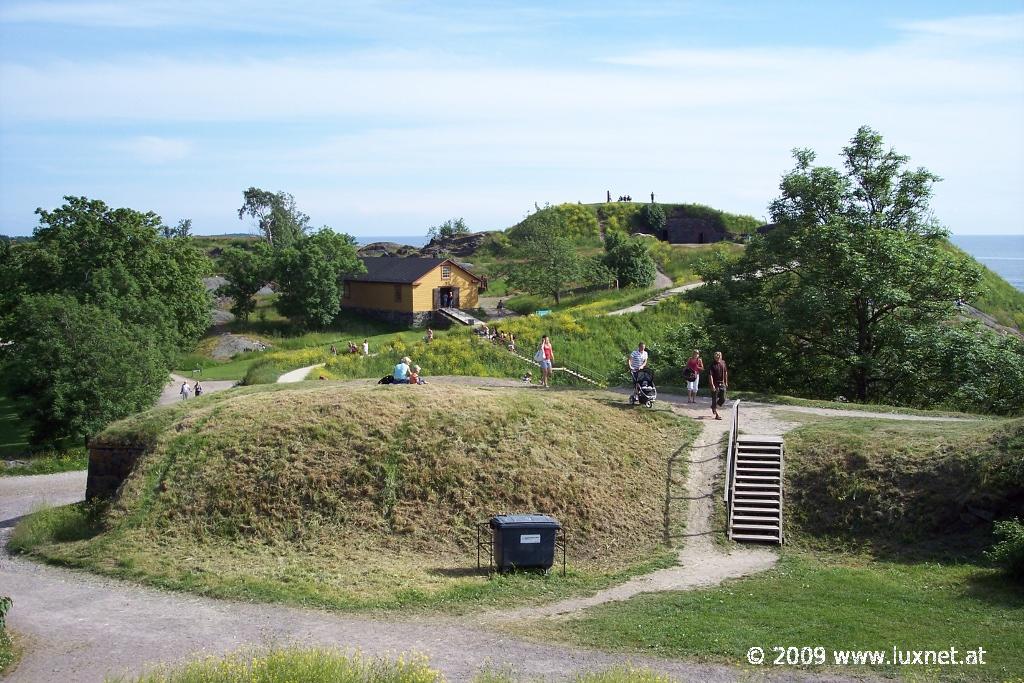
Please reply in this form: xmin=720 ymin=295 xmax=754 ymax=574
xmin=20 ymin=383 xmax=698 ymax=611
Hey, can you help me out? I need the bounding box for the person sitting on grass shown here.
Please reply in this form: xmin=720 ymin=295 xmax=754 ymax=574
xmin=410 ymin=365 xmax=427 ymax=385
xmin=348 ymin=341 xmax=358 ymax=354
xmin=521 ymin=370 xmax=532 ymax=384
xmin=425 ymin=328 xmax=434 ymax=343
xmin=393 ymin=356 xmax=412 ymax=384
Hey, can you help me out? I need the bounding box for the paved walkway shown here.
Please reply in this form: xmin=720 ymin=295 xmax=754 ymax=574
xmin=276 ymin=364 xmax=325 ymax=383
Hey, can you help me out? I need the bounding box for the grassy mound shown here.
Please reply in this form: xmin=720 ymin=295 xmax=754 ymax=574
xmin=21 ymin=382 xmax=698 ymax=610
xmin=784 ymin=417 xmax=1024 ymax=557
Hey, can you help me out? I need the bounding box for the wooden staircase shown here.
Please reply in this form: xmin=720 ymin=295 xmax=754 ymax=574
xmin=725 ymin=402 xmax=784 ymax=543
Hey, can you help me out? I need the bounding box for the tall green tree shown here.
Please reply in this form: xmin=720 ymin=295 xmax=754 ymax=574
xmin=272 ymin=229 xmax=365 ymax=328
xmin=4 ymin=196 xmax=211 ymax=353
xmin=3 ymin=295 xmax=168 ymax=446
xmin=238 ymin=188 xmax=310 ymax=248
xmin=216 ymin=243 xmax=272 ymax=321
xmin=698 ymin=126 xmax=980 ymax=401
xmin=603 ymin=232 xmax=657 ymax=288
xmin=640 ymin=203 xmax=666 ymax=234
xmin=505 ymin=210 xmax=602 ymax=304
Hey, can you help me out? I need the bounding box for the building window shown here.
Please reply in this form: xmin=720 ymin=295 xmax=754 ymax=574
xmin=441 ymin=264 xmax=452 ymax=279
xmin=394 ymin=284 xmax=402 ymax=302
xmin=343 ymin=282 xmax=351 ymax=299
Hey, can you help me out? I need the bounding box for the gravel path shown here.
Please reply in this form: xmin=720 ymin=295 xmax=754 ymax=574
xmin=605 ymin=282 xmax=701 ymax=317
xmin=160 ymin=374 xmax=235 ymax=406
xmin=0 ymin=382 xmax=905 ymax=682
xmin=276 ymin=364 xmax=325 ymax=383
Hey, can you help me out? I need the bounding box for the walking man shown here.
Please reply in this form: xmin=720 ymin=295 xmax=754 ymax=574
xmin=708 ymin=351 xmax=728 ymax=420
xmin=627 ymin=342 xmax=648 ymax=400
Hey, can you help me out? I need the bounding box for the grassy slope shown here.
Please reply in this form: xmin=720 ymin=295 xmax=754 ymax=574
xmin=645 ymin=242 xmax=744 ymax=285
xmin=944 ymin=242 xmax=1024 ymax=330
xmin=15 ymin=382 xmax=699 ymax=612
xmin=545 ymin=417 xmax=1024 ymax=681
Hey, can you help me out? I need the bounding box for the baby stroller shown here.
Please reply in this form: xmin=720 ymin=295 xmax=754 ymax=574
xmin=630 ymin=368 xmax=657 ymax=408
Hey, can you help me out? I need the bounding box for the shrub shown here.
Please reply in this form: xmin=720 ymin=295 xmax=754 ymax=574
xmin=0 ymin=595 xmax=12 ymax=673
xmin=987 ymin=518 xmax=1024 ymax=580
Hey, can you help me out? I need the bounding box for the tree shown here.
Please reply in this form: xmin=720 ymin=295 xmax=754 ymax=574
xmin=603 ymin=232 xmax=657 ymax=288
xmin=216 ymin=243 xmax=272 ymax=321
xmin=272 ymin=229 xmax=365 ymax=328
xmin=504 ymin=210 xmax=600 ymax=304
xmin=162 ymin=218 xmax=192 ymax=239
xmin=697 ymin=126 xmax=981 ymax=402
xmin=427 ymin=217 xmax=470 ymax=240
xmin=238 ymin=188 xmax=310 ymax=248
xmin=3 ymin=295 xmax=168 ymax=446
xmin=640 ymin=203 xmax=666 ymax=234
xmin=7 ymin=196 xmax=211 ymax=354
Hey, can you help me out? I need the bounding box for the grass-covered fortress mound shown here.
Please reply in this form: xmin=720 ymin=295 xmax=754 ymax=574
xmin=35 ymin=382 xmax=699 ymax=610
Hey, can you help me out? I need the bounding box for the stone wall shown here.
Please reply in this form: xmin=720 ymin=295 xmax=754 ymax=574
xmin=345 ymin=306 xmax=434 ymax=328
xmin=86 ymin=445 xmax=146 ymax=500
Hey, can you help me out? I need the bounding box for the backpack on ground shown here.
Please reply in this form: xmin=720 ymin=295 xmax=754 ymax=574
xmin=378 ymin=375 xmax=394 ymax=385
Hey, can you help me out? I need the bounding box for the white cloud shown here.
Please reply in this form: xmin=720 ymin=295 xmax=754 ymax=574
xmin=897 ymin=12 xmax=1024 ymax=42
xmin=115 ymin=136 xmax=192 ymax=163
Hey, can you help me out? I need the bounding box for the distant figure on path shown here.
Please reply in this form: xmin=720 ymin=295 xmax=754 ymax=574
xmin=685 ymin=349 xmax=704 ymax=404
xmin=362 ymin=340 xmax=369 ymax=355
xmin=496 ymin=299 xmax=504 ymax=311
xmin=179 ymin=381 xmax=190 ymax=400
xmin=536 ymin=335 xmax=554 ymax=388
xmin=194 ymin=382 xmax=203 ymax=397
xmin=708 ymin=351 xmax=728 ymax=420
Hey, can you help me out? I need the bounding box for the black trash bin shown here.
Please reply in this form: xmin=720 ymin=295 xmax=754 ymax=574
xmin=489 ymin=514 xmax=562 ymax=572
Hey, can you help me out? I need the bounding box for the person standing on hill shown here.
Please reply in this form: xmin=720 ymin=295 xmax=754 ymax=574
xmin=536 ymin=335 xmax=554 ymax=387
xmin=362 ymin=339 xmax=369 ymax=355
xmin=685 ymin=349 xmax=704 ymax=404
xmin=708 ymin=351 xmax=728 ymax=420
xmin=179 ymin=381 xmax=190 ymax=400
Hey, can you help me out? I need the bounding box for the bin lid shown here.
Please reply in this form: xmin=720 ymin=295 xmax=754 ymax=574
xmin=490 ymin=514 xmax=561 ymax=529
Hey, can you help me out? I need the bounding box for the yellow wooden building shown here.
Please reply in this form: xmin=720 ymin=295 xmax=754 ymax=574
xmin=342 ymin=257 xmax=482 ymax=327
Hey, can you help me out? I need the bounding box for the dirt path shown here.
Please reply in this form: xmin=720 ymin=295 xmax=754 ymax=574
xmin=0 ymin=382 xmax=912 ymax=682
xmin=605 ymin=282 xmax=701 ymax=317
xmin=160 ymin=374 xmax=235 ymax=406
xmin=276 ymin=364 xmax=325 ymax=383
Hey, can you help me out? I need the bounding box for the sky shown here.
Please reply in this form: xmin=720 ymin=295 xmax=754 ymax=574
xmin=1 ymin=1 xmax=1023 ymax=238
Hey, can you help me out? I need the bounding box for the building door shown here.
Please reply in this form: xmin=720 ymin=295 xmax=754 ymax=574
xmin=452 ymin=287 xmax=460 ymax=308
xmin=433 ymin=287 xmax=440 ymax=310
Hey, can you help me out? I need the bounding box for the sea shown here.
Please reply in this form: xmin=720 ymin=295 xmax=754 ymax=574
xmin=951 ymin=234 xmax=1024 ymax=293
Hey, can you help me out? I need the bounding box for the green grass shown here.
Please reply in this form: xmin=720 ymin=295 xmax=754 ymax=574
xmin=722 ymin=389 xmax=995 ymax=419
xmin=0 ymin=595 xmax=13 ymax=676
xmin=115 ymin=647 xmax=677 ymax=683
xmin=0 ymin=393 xmax=30 ymax=457
xmin=944 ymin=241 xmax=1024 ymax=330
xmin=550 ymin=552 xmax=1023 ymax=681
xmin=115 ymin=648 xmax=441 ymax=683
xmin=503 ymin=287 xmax=656 ymax=316
xmin=1 ymin=447 xmax=88 ymax=476
xmin=645 ymin=241 xmax=743 ymax=285
xmin=16 ymin=383 xmax=699 ymax=613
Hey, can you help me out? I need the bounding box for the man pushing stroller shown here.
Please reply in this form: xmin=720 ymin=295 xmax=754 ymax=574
xmin=627 ymin=342 xmax=656 ymax=407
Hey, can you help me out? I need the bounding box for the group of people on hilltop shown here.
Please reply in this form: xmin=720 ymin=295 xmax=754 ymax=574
xmin=392 ymin=356 xmax=427 ymax=385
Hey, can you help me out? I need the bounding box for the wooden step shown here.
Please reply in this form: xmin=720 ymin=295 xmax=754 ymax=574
xmin=732 ymin=533 xmax=782 ymax=542
xmin=733 ymin=522 xmax=780 ymax=530
xmin=735 ymin=474 xmax=780 ymax=481
xmin=734 ymin=506 xmax=781 ymax=513
xmin=732 ymin=515 xmax=780 ymax=522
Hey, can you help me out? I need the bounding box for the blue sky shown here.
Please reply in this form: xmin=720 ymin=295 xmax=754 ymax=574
xmin=1 ymin=1 xmax=1022 ymax=237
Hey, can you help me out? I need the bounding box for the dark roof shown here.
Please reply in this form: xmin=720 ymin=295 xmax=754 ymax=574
xmin=348 ymin=257 xmax=479 ymax=284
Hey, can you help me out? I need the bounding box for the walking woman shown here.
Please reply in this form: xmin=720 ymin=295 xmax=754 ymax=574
xmin=536 ymin=335 xmax=554 ymax=388
xmin=685 ymin=349 xmax=704 ymax=404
